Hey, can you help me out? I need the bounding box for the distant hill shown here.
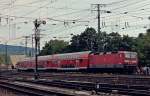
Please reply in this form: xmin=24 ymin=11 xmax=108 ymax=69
xmin=0 ymin=44 xmax=34 ymax=64
xmin=0 ymin=44 xmax=34 ymax=55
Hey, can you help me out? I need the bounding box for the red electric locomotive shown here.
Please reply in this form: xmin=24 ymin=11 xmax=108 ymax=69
xmin=16 ymin=51 xmax=138 ymax=73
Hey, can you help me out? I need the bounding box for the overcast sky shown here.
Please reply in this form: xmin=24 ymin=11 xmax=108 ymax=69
xmin=0 ymin=0 xmax=149 ymax=47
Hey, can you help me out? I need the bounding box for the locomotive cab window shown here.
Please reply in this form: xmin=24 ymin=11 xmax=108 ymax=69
xmin=131 ymin=53 xmax=137 ymax=58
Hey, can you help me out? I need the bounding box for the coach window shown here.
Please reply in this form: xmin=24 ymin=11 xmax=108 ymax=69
xmin=53 ymin=60 xmax=57 ymax=64
xmin=119 ymin=54 xmax=122 ymax=57
xmin=58 ymin=60 xmax=60 ymax=64
xmin=76 ymin=60 xmax=79 ymax=63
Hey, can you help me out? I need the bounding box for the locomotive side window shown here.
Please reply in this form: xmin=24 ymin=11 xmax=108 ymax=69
xmin=125 ymin=53 xmax=130 ymax=58
xmin=52 ymin=60 xmax=58 ymax=64
xmin=125 ymin=52 xmax=137 ymax=58
xmin=76 ymin=60 xmax=79 ymax=63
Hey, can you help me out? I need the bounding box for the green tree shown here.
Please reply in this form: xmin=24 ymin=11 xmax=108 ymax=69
xmin=135 ymin=29 xmax=150 ymax=66
xmin=96 ymin=32 xmax=107 ymax=52
xmin=121 ymin=35 xmax=136 ymax=51
xmin=40 ymin=40 xmax=69 ymax=55
xmin=105 ymin=32 xmax=122 ymax=51
xmin=69 ymin=27 xmax=97 ymax=52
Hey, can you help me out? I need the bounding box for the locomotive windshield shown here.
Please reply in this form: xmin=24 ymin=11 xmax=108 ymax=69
xmin=125 ymin=52 xmax=137 ymax=59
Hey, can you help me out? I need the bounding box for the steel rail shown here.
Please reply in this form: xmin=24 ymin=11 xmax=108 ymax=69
xmin=18 ymin=79 xmax=150 ymax=96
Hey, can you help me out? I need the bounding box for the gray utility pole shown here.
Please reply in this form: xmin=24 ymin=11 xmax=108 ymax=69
xmin=31 ymin=34 xmax=34 ymax=57
xmin=38 ymin=37 xmax=40 ymax=54
xmin=23 ymin=36 xmax=30 ymax=56
xmin=97 ymin=4 xmax=101 ymax=33
xmin=91 ymin=4 xmax=111 ymax=52
xmin=5 ymin=41 xmax=8 ymax=65
xmin=33 ymin=19 xmax=46 ymax=79
xmin=91 ymin=4 xmax=106 ymax=33
xmin=31 ymin=33 xmax=45 ymax=57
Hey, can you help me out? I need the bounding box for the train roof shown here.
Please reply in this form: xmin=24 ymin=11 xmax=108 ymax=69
xmin=118 ymin=51 xmax=137 ymax=54
xmin=53 ymin=51 xmax=91 ymax=59
xmin=22 ymin=51 xmax=91 ymax=62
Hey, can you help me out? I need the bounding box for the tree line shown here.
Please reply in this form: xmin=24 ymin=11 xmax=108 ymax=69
xmin=40 ymin=27 xmax=150 ymax=66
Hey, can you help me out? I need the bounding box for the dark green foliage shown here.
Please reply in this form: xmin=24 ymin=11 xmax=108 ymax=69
xmin=135 ymin=30 xmax=150 ymax=66
xmin=39 ymin=40 xmax=69 ymax=55
xmin=69 ymin=27 xmax=97 ymax=52
xmin=105 ymin=32 xmax=122 ymax=51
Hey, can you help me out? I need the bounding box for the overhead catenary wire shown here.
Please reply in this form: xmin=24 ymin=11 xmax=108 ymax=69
xmin=0 ymin=0 xmax=149 ymax=45
xmin=109 ymin=0 xmax=149 ymax=11
xmin=107 ymin=0 xmax=131 ymax=6
xmin=111 ymin=0 xmax=150 ymax=14
xmin=0 ymin=0 xmax=50 ymax=10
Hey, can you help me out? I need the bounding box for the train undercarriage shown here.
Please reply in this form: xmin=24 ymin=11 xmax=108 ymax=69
xmin=17 ymin=65 xmax=137 ymax=74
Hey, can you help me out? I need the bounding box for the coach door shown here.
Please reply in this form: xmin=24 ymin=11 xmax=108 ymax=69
xmin=76 ymin=60 xmax=80 ymax=68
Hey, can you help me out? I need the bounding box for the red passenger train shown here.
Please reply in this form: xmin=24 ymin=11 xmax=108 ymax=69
xmin=16 ymin=51 xmax=138 ymax=73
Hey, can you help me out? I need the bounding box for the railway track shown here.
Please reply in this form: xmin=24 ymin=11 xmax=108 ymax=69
xmin=0 ymin=70 xmax=150 ymax=85
xmin=17 ymin=73 xmax=150 ymax=86
xmin=0 ymin=71 xmax=150 ymax=96
xmin=0 ymin=79 xmax=93 ymax=96
xmin=2 ymin=78 xmax=150 ymax=96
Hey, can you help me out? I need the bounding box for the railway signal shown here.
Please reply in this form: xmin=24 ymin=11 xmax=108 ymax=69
xmin=33 ymin=19 xmax=46 ymax=79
